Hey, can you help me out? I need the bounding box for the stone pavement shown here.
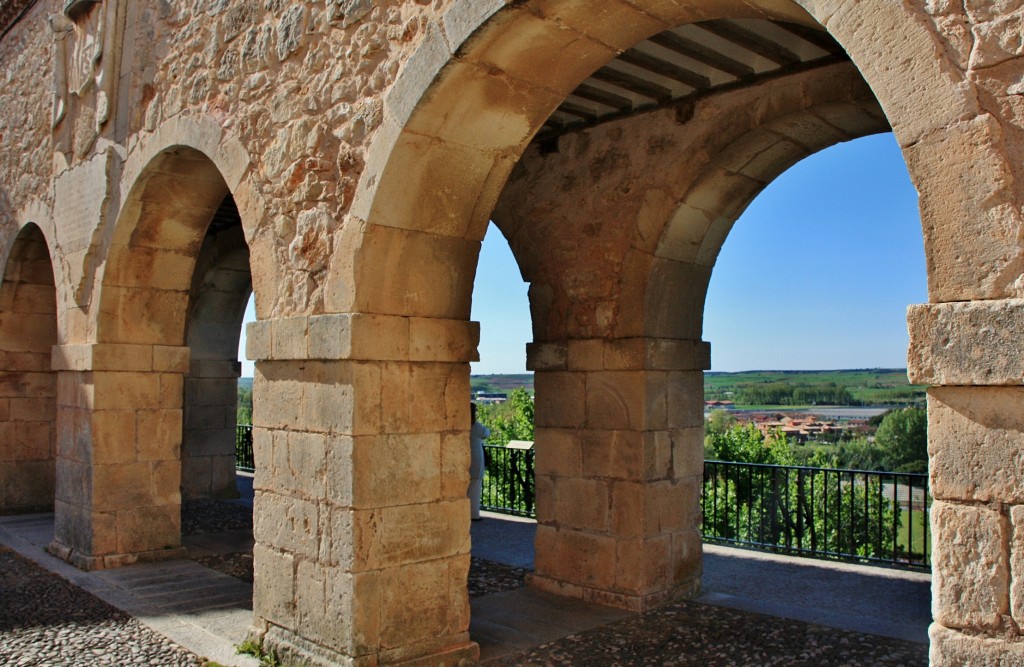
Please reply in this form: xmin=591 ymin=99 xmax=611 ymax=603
xmin=0 ymin=488 xmax=931 ymax=666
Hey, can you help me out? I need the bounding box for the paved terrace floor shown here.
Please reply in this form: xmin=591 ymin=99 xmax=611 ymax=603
xmin=0 ymin=475 xmax=931 ymax=666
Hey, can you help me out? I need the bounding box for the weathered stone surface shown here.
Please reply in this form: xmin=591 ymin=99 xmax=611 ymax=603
xmin=929 ymin=387 xmax=1024 ymax=503
xmin=909 ymin=300 xmax=1024 ymax=385
xmin=931 ymin=501 xmax=1009 ymax=631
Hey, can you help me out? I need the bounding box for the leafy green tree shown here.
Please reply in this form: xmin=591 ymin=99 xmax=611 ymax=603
xmin=706 ymin=422 xmax=793 ymax=465
xmin=874 ymin=407 xmax=927 ymax=473
xmin=237 ymin=384 xmax=253 ymax=425
xmin=477 ymin=388 xmax=534 ymax=445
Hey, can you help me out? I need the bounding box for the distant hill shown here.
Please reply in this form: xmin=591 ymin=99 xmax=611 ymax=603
xmin=238 ymin=377 xmax=253 ymax=390
xmin=471 ymin=374 xmax=533 ymax=395
xmin=704 ymin=369 xmax=925 ymax=407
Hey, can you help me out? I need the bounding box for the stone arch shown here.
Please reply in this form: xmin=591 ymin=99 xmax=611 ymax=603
xmin=342 ymin=0 xmax=978 ymax=319
xmin=0 ymin=221 xmax=58 ymax=514
xmin=50 ymin=132 xmax=264 ymax=569
xmin=182 ymin=201 xmax=252 ymax=500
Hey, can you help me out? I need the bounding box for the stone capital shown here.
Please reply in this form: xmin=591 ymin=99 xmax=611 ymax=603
xmin=246 ymin=313 xmax=480 ymax=363
xmin=51 ymin=343 xmax=190 ymax=373
xmin=907 ymin=300 xmax=1024 ymax=386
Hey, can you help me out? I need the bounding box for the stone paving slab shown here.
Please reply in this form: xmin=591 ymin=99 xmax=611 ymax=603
xmin=0 ymin=514 xmax=259 ymax=667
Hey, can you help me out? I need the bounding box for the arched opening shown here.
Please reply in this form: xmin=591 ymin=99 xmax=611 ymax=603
xmin=697 ymin=132 xmax=931 ymax=641
xmin=0 ymin=223 xmax=57 ymax=514
xmin=182 ymin=194 xmax=252 ymax=501
xmin=50 ymin=145 xmax=255 ymax=570
xmin=289 ymin=1 xmax=979 ymax=664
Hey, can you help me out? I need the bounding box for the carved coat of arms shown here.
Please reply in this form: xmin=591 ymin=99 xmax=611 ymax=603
xmin=49 ymin=0 xmax=122 ymax=160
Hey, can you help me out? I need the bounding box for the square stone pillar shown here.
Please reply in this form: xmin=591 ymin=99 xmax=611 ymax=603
xmin=526 ymin=337 xmax=709 ymax=611
xmin=48 ymin=343 xmax=190 ymax=570
xmin=908 ymin=300 xmax=1024 ymax=664
xmin=182 ymin=358 xmax=243 ymax=500
xmin=247 ymin=314 xmax=480 ymax=667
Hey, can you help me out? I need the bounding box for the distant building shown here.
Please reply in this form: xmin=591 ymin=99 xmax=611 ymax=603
xmin=475 ymin=392 xmax=508 ymax=404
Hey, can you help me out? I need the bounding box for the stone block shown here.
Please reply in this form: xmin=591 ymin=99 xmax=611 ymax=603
xmin=929 ymin=623 xmax=1024 ymax=666
xmin=401 ymin=57 xmax=561 ymax=154
xmin=354 ymin=501 xmax=469 ymax=570
xmin=91 ymin=371 xmax=162 ymax=410
xmin=89 ymin=410 xmax=136 ymax=464
xmin=253 ymin=492 xmax=320 ymax=560
xmin=409 ymin=317 xmax=479 ymax=363
xmin=526 ymin=342 xmax=567 ymax=371
xmin=253 ymin=542 xmax=296 ymax=628
xmin=10 ymin=421 xmax=52 ymax=460
xmin=353 ymin=226 xmax=478 ymax=320
xmin=9 ymin=396 xmax=56 ymax=422
xmin=534 ymin=428 xmax=583 ymax=478
xmin=96 ymin=286 xmax=189 ymax=346
xmin=379 ymin=556 xmax=470 ymax=652
xmin=307 ymin=313 xmax=351 ymax=360
xmin=908 ymin=300 xmax=1024 ymax=385
xmin=929 ymin=387 xmax=1024 ymax=503
xmin=615 ymin=535 xmax=671 ymax=594
xmin=271 ymin=316 xmax=308 ymax=360
xmin=115 ymin=503 xmax=180 ymax=553
xmin=567 ymin=339 xmax=607 ymax=371
xmin=246 ymin=320 xmax=272 ymax=361
xmin=347 ymin=313 xmax=410 ymax=361
xmin=1010 ymin=505 xmax=1024 ymax=626
xmin=348 ymin=433 xmax=442 ymax=509
xmin=534 ymin=372 xmax=585 ymax=428
xmin=136 ymin=409 xmax=182 ymax=461
xmin=153 ymin=345 xmax=190 ymax=373
xmin=440 ymin=432 xmax=470 ymax=501
xmin=666 ymin=371 xmax=704 ymax=429
xmin=931 ymin=501 xmax=1009 ymax=630
xmin=579 ymin=429 xmax=644 ymax=481
xmin=553 ymin=477 xmax=609 ymax=532
xmin=530 ymin=0 xmax=668 ymax=52
xmin=671 ymin=529 xmax=703 ymax=583
xmin=904 ymin=116 xmax=1016 ymax=303
xmin=672 ymin=427 xmax=705 ymax=479
xmin=535 ymin=474 xmax=555 ymax=524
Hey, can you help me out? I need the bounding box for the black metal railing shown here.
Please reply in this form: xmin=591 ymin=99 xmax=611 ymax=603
xmin=232 ymin=427 xmax=930 ymax=569
xmin=481 ymin=444 xmax=535 ymax=517
xmin=702 ymin=460 xmax=930 ymax=568
xmin=236 ymin=425 xmax=254 ymax=472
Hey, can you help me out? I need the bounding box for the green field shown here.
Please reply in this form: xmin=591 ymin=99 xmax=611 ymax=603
xmin=704 ymin=368 xmax=926 ymax=407
xmin=471 ymin=374 xmax=534 ymax=395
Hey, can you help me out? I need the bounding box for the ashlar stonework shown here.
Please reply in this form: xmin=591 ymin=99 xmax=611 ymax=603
xmin=2 ymin=0 xmax=1024 ymax=664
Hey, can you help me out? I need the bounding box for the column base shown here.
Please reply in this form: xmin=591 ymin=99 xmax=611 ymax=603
xmin=47 ymin=539 xmax=188 ymax=571
xmin=526 ymin=573 xmax=701 ymax=612
xmin=260 ymin=625 xmax=480 ymax=667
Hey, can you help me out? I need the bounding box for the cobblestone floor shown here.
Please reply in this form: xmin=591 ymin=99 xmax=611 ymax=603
xmin=484 ymin=599 xmax=928 ymax=666
xmin=0 ymin=501 xmax=929 ymax=666
xmin=0 ymin=546 xmax=204 ymax=667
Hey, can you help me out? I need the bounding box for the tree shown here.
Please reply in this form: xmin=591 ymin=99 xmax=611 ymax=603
xmin=476 ymin=388 xmax=534 ymax=445
xmin=874 ymin=407 xmax=927 ymax=473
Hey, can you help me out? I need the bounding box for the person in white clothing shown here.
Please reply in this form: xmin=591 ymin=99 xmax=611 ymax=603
xmin=468 ymin=403 xmax=490 ymax=520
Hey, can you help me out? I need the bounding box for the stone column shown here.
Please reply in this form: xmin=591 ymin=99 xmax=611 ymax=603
xmin=49 ymin=343 xmax=190 ymax=570
xmin=247 ymin=313 xmax=480 ymax=667
xmin=907 ymin=300 xmax=1024 ymax=664
xmin=182 ymin=358 xmax=242 ymax=499
xmin=526 ymin=337 xmax=709 ymax=611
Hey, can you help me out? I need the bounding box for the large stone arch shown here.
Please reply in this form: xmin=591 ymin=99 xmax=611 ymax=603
xmin=48 ymin=118 xmax=267 ymax=570
xmin=0 ymin=219 xmax=59 ymax=515
xmin=311 ymin=1 xmax=1021 ymax=666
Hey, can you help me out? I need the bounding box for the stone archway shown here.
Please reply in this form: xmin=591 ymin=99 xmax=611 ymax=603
xmin=250 ymin=1 xmax=1021 ymax=665
xmin=182 ymin=196 xmax=252 ymax=501
xmin=0 ymin=222 xmax=58 ymax=515
xmin=48 ymin=142 xmax=256 ymax=570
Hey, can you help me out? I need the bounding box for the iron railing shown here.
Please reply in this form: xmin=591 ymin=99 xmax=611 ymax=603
xmin=481 ymin=444 xmax=535 ymax=517
xmin=236 ymin=425 xmax=254 ymax=472
xmin=703 ymin=460 xmax=930 ymax=568
xmin=232 ymin=427 xmax=929 ymax=569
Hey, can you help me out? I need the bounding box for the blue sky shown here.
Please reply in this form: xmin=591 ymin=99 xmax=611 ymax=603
xmin=239 ymin=132 xmax=925 ymax=376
